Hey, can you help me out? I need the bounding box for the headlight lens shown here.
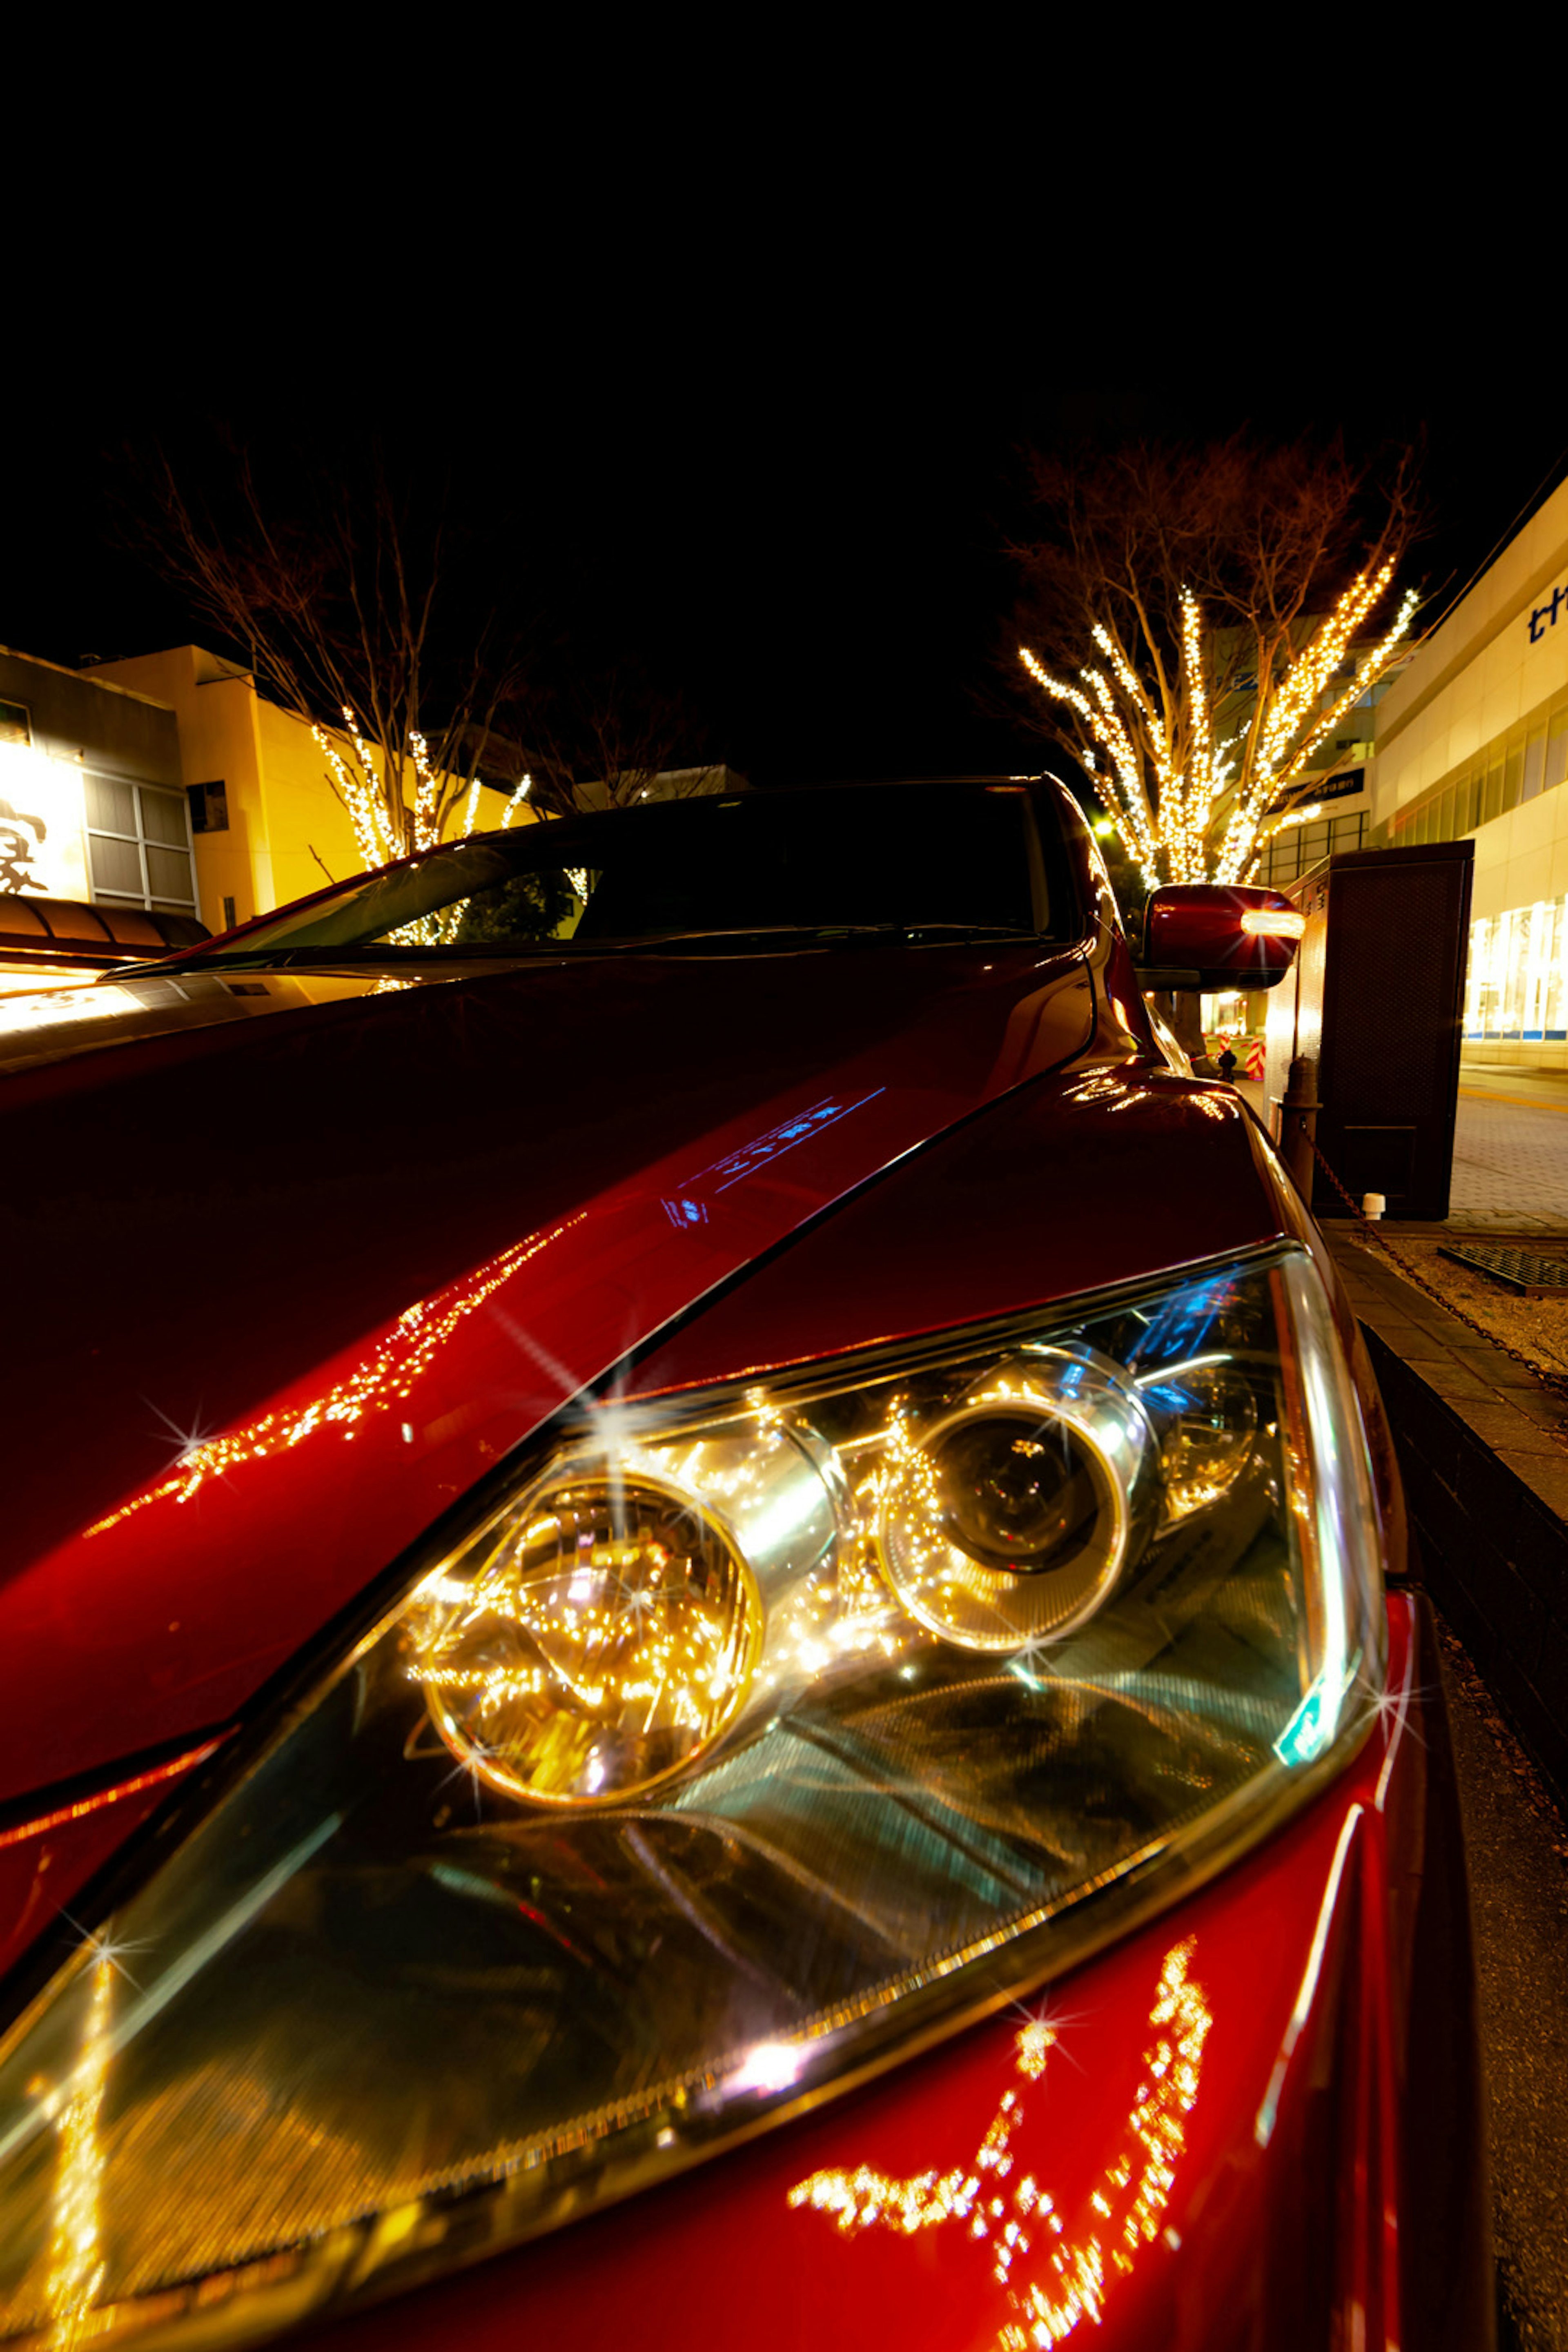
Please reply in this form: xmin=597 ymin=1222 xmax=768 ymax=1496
xmin=0 ymin=1245 xmax=1383 ymax=2350
xmin=414 ymin=1472 xmax=764 ymax=1806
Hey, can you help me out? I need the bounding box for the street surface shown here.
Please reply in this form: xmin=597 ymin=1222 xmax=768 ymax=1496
xmin=1441 ymin=1635 xmax=1568 ymax=2352
xmin=1234 ymin=1065 xmax=1568 ymax=2345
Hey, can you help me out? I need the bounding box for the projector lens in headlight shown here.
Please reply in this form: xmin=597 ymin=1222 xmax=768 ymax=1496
xmin=876 ymin=1352 xmax=1160 ymax=1648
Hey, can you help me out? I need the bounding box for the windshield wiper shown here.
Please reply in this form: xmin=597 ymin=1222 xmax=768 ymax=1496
xmin=160 ymin=923 xmax=1040 ymax=973
xmin=592 ymin=922 xmax=1039 ymax=952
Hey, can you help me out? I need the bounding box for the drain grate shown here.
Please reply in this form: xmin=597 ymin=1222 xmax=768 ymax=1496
xmin=1440 ymin=1245 xmax=1568 ymax=1296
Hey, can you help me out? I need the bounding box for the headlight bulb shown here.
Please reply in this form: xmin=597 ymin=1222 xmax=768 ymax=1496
xmin=875 ymin=1350 xmax=1160 ymax=1650
xmin=410 ymin=1472 xmax=762 ymax=1805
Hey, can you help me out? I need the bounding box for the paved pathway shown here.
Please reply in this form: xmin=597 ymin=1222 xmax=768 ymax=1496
xmin=1235 ymin=1072 xmax=1568 ymax=1230
xmin=1452 ymin=1086 xmax=1568 ymax=1229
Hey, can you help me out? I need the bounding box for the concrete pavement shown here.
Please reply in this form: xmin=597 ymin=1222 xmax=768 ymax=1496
xmin=1234 ymin=1072 xmax=1568 ymax=1229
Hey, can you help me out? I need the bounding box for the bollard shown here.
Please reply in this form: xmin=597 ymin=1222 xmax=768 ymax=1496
xmin=1362 ymin=1192 xmax=1385 ymax=1221
xmin=1278 ymin=1054 xmax=1320 ymax=1201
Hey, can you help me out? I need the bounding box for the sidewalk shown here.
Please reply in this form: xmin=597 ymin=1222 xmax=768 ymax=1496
xmin=1234 ymin=1076 xmax=1568 ymax=1230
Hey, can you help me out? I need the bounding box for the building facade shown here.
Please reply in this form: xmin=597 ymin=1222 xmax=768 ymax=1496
xmin=85 ymin=647 xmax=523 ymax=933
xmin=1363 ymin=473 xmax=1568 ymax=1069
xmin=0 ymin=646 xmax=197 ymax=928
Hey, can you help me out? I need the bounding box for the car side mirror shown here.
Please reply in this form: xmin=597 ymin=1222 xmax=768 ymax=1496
xmin=1136 ymin=884 xmax=1305 ymax=990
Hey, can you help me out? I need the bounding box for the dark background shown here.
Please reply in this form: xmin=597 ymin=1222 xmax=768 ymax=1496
xmin=6 ymin=325 xmax=1564 ymax=791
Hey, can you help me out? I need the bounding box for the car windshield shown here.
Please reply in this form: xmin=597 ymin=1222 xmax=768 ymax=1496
xmin=178 ymin=783 xmax=1073 ymax=965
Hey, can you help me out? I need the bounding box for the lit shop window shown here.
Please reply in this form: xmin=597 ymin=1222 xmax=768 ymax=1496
xmin=0 ymin=699 xmax=30 ymax=747
xmin=85 ymin=774 xmax=198 ymax=914
xmin=1465 ymin=899 xmax=1568 ymax=1041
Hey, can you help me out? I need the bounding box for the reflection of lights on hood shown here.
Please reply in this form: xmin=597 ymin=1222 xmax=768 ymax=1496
xmin=86 ymin=1214 xmax=585 ymax=1534
xmin=789 ymin=1940 xmax=1211 ymax=2344
xmin=44 ymin=1952 xmax=114 ymax=2348
xmin=0 ymin=986 xmax=141 ymax=1038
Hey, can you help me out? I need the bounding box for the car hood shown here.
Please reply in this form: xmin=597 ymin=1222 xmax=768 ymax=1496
xmin=0 ymin=941 xmax=1108 ymax=1808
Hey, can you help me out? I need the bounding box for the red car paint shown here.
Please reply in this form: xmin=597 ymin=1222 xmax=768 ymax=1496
xmin=0 ymin=779 xmax=1488 ymax=2348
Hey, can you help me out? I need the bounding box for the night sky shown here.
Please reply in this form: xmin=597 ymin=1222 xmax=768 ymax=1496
xmin=7 ymin=342 xmax=1565 ymax=792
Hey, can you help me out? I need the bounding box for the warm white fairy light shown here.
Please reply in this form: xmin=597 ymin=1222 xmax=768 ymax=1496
xmin=1217 ymin=570 xmax=1417 ymax=883
xmin=409 ymin=730 xmax=441 ymax=853
xmin=1018 ymin=649 xmax=1159 ymax=888
xmin=1021 ymin=564 xmax=1416 ymax=888
xmin=314 ymin=706 xmax=530 ymax=881
xmin=312 ymin=719 xmax=401 ymax=872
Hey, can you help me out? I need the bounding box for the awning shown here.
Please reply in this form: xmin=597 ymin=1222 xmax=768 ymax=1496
xmin=0 ymin=895 xmax=210 ymax=967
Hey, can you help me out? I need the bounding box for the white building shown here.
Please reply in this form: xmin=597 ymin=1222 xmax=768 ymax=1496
xmin=1365 ymin=473 xmax=1568 ymax=1069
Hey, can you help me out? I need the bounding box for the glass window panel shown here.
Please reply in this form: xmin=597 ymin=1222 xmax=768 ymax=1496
xmin=1523 ymin=730 xmax=1546 ymax=802
xmin=1484 ymin=771 xmax=1505 ymax=825
xmin=1438 ymin=788 xmax=1456 ymax=838
xmin=1455 ymin=776 xmax=1476 ymax=833
xmin=85 ymin=774 xmax=136 ymax=834
xmin=144 ymin=844 xmax=196 ymax=902
xmin=89 ymin=835 xmax=144 ymax=895
xmin=138 ymin=788 xmax=189 ymax=847
xmin=1504 ymin=746 xmax=1525 ymax=812
xmin=1546 ymin=710 xmax=1568 ymax=795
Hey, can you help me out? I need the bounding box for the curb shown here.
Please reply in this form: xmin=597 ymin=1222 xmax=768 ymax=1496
xmin=1325 ymin=1231 xmax=1568 ymax=1821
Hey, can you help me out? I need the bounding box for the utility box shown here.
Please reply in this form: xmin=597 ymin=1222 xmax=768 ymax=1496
xmin=1263 ymin=840 xmax=1473 ymax=1219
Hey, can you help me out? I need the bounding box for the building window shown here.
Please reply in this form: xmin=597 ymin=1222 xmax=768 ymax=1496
xmin=1466 ymin=899 xmax=1568 ymax=1040
xmin=84 ymin=774 xmax=198 ymax=912
xmin=1258 ymin=808 xmax=1365 ymax=886
xmin=187 ymin=780 xmax=229 ymax=834
xmin=0 ymin=699 xmax=30 ymax=746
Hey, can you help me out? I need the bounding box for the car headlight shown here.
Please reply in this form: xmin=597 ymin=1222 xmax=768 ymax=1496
xmin=0 ymin=1244 xmax=1383 ymax=2350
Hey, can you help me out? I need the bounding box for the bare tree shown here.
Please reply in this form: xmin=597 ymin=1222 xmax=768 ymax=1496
xmin=1009 ymin=434 xmax=1421 ymax=887
xmin=129 ymin=439 xmax=536 ymax=871
xmin=525 ymin=660 xmax=723 ymax=815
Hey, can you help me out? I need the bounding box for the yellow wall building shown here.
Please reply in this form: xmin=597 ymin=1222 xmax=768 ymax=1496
xmin=87 ymin=646 xmax=523 ymax=933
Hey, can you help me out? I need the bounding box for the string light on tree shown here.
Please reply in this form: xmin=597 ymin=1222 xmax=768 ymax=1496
xmin=1020 ymin=563 xmax=1415 ymax=888
xmin=1012 ymin=437 xmax=1419 ymax=890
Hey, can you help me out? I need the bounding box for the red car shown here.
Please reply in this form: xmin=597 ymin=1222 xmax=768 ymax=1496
xmin=0 ymin=779 xmax=1489 ymax=2352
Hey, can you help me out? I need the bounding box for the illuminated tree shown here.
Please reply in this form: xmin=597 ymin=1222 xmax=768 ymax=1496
xmin=1010 ymin=435 xmax=1419 ymax=889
